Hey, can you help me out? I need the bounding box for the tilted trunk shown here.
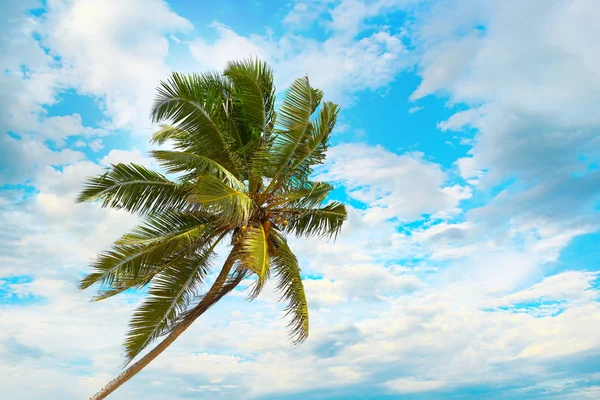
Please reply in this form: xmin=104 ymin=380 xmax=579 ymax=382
xmin=89 ymin=254 xmax=244 ymax=400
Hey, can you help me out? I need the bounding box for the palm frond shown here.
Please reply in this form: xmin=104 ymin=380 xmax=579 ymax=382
xmin=91 ymin=282 xmax=147 ymax=302
xmin=123 ymin=234 xmax=225 ymax=363
xmin=282 ymin=201 xmax=347 ymax=239
xmin=240 ymin=223 xmax=270 ymax=299
xmin=265 ymin=76 xmax=322 ymax=192
xmin=287 ymin=101 xmax=339 ymax=184
xmin=270 ymin=231 xmax=309 ymax=345
xmin=76 ymin=163 xmax=191 ymax=215
xmin=189 ymin=174 xmax=253 ymax=225
xmin=224 ymin=59 xmax=277 ymax=193
xmin=276 ymin=76 xmax=322 ymax=132
xmin=151 ymin=72 xmax=239 ymax=173
xmin=173 ymin=265 xmax=248 ymax=331
xmin=248 ymin=137 xmax=273 ymax=195
xmin=150 ymin=149 xmax=243 ymax=188
xmin=117 ymin=211 xmax=214 ymax=245
xmin=80 ymin=211 xmax=213 ymax=290
xmin=224 ymin=58 xmax=276 ymax=143
xmin=269 ymin=181 xmax=333 ymax=209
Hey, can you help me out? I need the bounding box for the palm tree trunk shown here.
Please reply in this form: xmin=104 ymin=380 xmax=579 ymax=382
xmin=89 ymin=253 xmax=244 ymax=400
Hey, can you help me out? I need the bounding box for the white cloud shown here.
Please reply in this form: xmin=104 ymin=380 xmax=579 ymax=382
xmin=304 ymin=279 xmax=348 ymax=307
xmin=384 ymin=378 xmax=445 ymax=394
xmin=408 ymin=104 xmax=424 ymax=114
xmin=39 ymin=0 xmax=193 ymax=132
xmin=88 ymin=138 xmax=103 ymax=152
xmin=1 ymin=0 xmax=192 ymax=146
xmin=1 ymin=0 xmax=188 ymax=189
xmin=0 ymin=277 xmax=138 ymax=399
xmin=35 ymin=114 xmax=110 ymax=147
xmin=454 ymin=156 xmax=481 ymax=181
xmin=1 ymin=156 xmax=141 ymax=277
xmin=187 ymin=11 xmax=413 ymax=103
xmin=317 ymin=143 xmax=470 ymax=222
xmin=405 ymin=0 xmax=600 ymax=296
xmin=2 ymin=259 xmax=598 ymax=399
xmin=492 ymin=271 xmax=599 ymax=308
xmin=282 ymin=0 xmax=333 ymax=27
xmin=100 ymin=148 xmax=150 ymax=167
xmin=188 ymin=22 xmax=269 ymax=72
xmin=412 ymin=0 xmax=600 ymax=126
xmin=0 ymin=134 xmax=86 ymax=185
xmin=411 ymin=0 xmax=600 ymax=197
xmin=282 ymin=0 xmax=416 ymax=35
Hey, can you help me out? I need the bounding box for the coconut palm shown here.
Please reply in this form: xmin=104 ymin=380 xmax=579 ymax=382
xmin=78 ymin=59 xmax=346 ymax=399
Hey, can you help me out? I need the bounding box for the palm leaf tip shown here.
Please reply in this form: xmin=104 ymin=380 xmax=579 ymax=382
xmin=285 ymin=202 xmax=347 ymax=239
xmin=150 ymin=71 xmax=240 ymax=173
xmin=224 ymin=57 xmax=276 ymax=138
xmin=76 ymin=170 xmax=109 ymax=203
xmin=270 ymin=232 xmax=309 ymax=345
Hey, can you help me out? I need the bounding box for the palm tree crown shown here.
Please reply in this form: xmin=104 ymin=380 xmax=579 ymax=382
xmin=78 ymin=59 xmax=347 ymax=369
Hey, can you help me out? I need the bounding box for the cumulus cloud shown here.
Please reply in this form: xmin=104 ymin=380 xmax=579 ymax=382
xmin=491 ymin=271 xmax=599 ymax=309
xmin=383 ymin=378 xmax=445 ymax=394
xmin=102 ymin=273 xmax=600 ymax=399
xmin=40 ymin=0 xmax=192 ymax=132
xmin=1 ymin=159 xmax=141 ymax=276
xmin=317 ymin=143 xmax=471 ymax=222
xmin=0 ymin=134 xmax=86 ymax=185
xmin=400 ymin=0 xmax=600 ymax=300
xmin=412 ymin=0 xmax=600 ymax=126
xmin=187 ymin=6 xmax=413 ymax=103
xmin=410 ymin=0 xmax=600 ymax=221
xmin=188 ymin=22 xmax=269 ymax=72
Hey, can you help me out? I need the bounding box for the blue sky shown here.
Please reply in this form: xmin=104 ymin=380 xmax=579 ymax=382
xmin=1 ymin=0 xmax=600 ymax=399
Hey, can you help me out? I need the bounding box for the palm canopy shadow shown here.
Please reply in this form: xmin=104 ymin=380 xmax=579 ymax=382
xmin=78 ymin=58 xmax=347 ymax=399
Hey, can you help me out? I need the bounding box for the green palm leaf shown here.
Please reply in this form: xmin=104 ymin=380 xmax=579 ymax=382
xmin=240 ymin=223 xmax=270 ymax=299
xmin=270 ymin=231 xmax=309 ymax=344
xmin=151 ymin=72 xmax=239 ymax=173
xmin=76 ymin=163 xmax=191 ymax=215
xmin=266 ymin=76 xmax=323 ymax=192
xmin=224 ymin=58 xmax=276 ymax=143
xmin=269 ymin=181 xmax=333 ymax=209
xmin=287 ymin=101 xmax=340 ymax=184
xmin=283 ymin=201 xmax=347 ymax=239
xmin=123 ymin=234 xmax=225 ymax=363
xmin=91 ymin=280 xmax=149 ymax=302
xmin=224 ymin=59 xmax=277 ymax=193
xmin=150 ymin=149 xmax=243 ymax=188
xmin=80 ymin=211 xmax=213 ymax=290
xmin=189 ymin=174 xmax=253 ymax=225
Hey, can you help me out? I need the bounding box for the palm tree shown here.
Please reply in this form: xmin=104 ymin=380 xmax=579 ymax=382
xmin=78 ymin=59 xmax=347 ymax=399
